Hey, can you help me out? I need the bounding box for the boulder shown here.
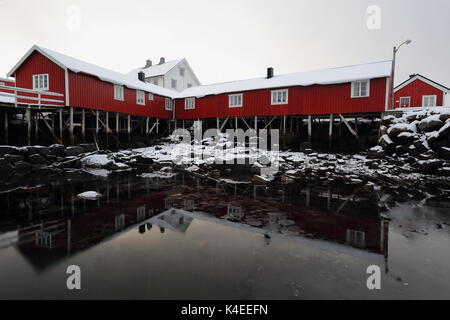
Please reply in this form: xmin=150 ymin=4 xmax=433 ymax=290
xmin=4 ymin=154 xmax=24 ymax=164
xmin=367 ymin=146 xmax=385 ymax=159
xmin=396 ymin=132 xmax=416 ymax=144
xmin=0 ymin=158 xmax=13 ymax=172
xmin=79 ymin=143 xmax=97 ymax=153
xmin=416 ymin=160 xmax=444 ymax=174
xmin=0 ymin=146 xmax=18 ymax=157
xmin=13 ymin=161 xmax=31 ymax=172
xmin=65 ymin=146 xmax=84 ymax=156
xmin=387 ymin=123 xmax=416 ymax=140
xmin=379 ymin=135 xmax=395 ymax=153
xmin=441 ymin=147 xmax=450 ymax=160
xmin=28 ymin=154 xmax=47 ymax=165
xmin=418 ymin=115 xmax=443 ymax=132
xmin=436 ymin=167 xmax=450 ymax=177
xmin=33 ymin=146 xmax=51 ymax=156
xmin=135 ymin=155 xmax=154 ymax=165
xmin=49 ymin=144 xmax=66 ymax=156
xmin=80 ymin=155 xmax=113 ymax=169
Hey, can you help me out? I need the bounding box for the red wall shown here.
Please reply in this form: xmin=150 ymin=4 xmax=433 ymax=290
xmin=13 ymin=51 xmax=66 ymax=105
xmin=0 ymin=79 xmax=16 ymax=95
xmin=69 ymin=72 xmax=172 ymax=119
xmin=394 ymin=79 xmax=444 ymax=108
xmin=175 ymin=78 xmax=388 ymax=119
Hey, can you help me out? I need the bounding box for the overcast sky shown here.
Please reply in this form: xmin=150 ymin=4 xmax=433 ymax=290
xmin=1 ymin=0 xmax=449 ymax=93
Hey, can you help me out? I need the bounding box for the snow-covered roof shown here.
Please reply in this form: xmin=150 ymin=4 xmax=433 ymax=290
xmin=7 ymin=45 xmax=176 ymax=98
xmin=0 ymin=77 xmax=15 ymax=83
xmin=178 ymin=61 xmax=392 ymax=98
xmin=6 ymin=46 xmax=392 ymax=100
xmin=126 ymin=59 xmax=184 ymax=78
xmin=394 ymin=74 xmax=450 ymax=93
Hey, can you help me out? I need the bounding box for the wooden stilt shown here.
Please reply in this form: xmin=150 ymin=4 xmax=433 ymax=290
xmin=105 ymin=112 xmax=109 ymax=149
xmin=254 ymin=116 xmax=258 ymax=131
xmin=35 ymin=113 xmax=39 ymax=140
xmin=96 ymin=110 xmax=99 ymax=134
xmin=116 ymin=113 xmax=120 ymax=148
xmin=235 ymin=117 xmax=238 ymax=130
xmin=127 ymin=115 xmax=131 ymax=142
xmin=59 ymin=110 xmax=63 ymax=144
xmin=27 ymin=109 xmax=31 ymax=146
xmin=354 ymin=117 xmax=359 ymax=135
xmin=308 ymin=115 xmax=312 ymax=142
xmin=338 ymin=114 xmax=359 ymax=139
xmin=69 ymin=107 xmax=74 ymax=146
xmin=4 ymin=110 xmax=8 ymax=144
xmin=283 ymin=115 xmax=286 ymax=135
xmin=146 ymin=117 xmax=149 ymax=134
xmin=156 ymin=118 xmax=159 ymax=134
xmin=216 ymin=117 xmax=220 ymax=131
xmin=81 ymin=109 xmax=86 ymax=142
xmin=328 ymin=114 xmax=333 ymax=151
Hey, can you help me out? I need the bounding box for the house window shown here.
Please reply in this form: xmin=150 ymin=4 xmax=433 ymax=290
xmin=136 ymin=90 xmax=145 ymax=105
xmin=187 ymin=83 xmax=193 ymax=88
xmin=0 ymin=82 xmax=5 ymax=86
xmin=148 ymin=93 xmax=154 ymax=101
xmin=185 ymin=97 xmax=195 ymax=110
xmin=179 ymin=67 xmax=185 ymax=77
xmin=171 ymin=79 xmax=177 ymax=89
xmin=229 ymin=93 xmax=243 ymax=108
xmin=422 ymin=95 xmax=437 ymax=107
xmin=271 ymin=89 xmax=289 ymax=105
xmin=114 ymin=85 xmax=124 ymax=101
xmin=351 ymin=80 xmax=370 ymax=98
xmin=165 ymin=98 xmax=173 ymax=111
xmin=399 ymin=97 xmax=411 ymax=108
xmin=346 ymin=229 xmax=365 ymax=248
xmin=152 ymin=79 xmax=158 ymax=85
xmin=32 ymin=74 xmax=49 ymax=90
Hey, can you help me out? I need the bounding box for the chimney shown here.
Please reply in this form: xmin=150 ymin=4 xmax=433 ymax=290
xmin=267 ymin=67 xmax=274 ymax=79
xmin=159 ymin=57 xmax=166 ymax=65
xmin=145 ymin=59 xmax=152 ymax=68
xmin=138 ymin=71 xmax=146 ymax=82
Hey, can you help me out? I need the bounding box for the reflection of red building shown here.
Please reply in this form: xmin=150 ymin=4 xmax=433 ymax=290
xmin=8 ymin=177 xmax=388 ymax=272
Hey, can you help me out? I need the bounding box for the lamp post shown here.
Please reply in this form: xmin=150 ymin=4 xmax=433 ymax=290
xmin=390 ymin=39 xmax=412 ymax=110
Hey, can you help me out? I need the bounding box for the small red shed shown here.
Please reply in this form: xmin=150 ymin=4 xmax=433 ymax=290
xmin=394 ymin=74 xmax=449 ymax=109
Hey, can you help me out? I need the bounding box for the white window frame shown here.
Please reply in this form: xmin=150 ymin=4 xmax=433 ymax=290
xmin=346 ymin=229 xmax=366 ymax=248
xmin=422 ymin=95 xmax=437 ymax=107
xmin=148 ymin=93 xmax=154 ymax=101
xmin=136 ymin=90 xmax=145 ymax=105
xmin=32 ymin=74 xmax=49 ymax=91
xmin=171 ymin=79 xmax=177 ymax=89
xmin=271 ymin=89 xmax=289 ymax=105
xmin=185 ymin=97 xmax=195 ymax=110
xmin=351 ymin=80 xmax=370 ymax=98
xmin=165 ymin=98 xmax=173 ymax=111
xmin=179 ymin=67 xmax=185 ymax=77
xmin=399 ymin=96 xmax=411 ymax=108
xmin=228 ymin=93 xmax=243 ymax=108
xmin=114 ymin=85 xmax=124 ymax=101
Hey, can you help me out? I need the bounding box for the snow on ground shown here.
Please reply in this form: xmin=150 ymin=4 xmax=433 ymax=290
xmin=80 ymin=154 xmax=113 ymax=168
xmin=0 ymin=93 xmax=15 ymax=104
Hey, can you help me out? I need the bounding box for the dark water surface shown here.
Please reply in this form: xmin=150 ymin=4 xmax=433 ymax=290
xmin=0 ymin=172 xmax=449 ymax=299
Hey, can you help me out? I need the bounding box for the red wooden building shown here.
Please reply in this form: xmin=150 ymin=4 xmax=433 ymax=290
xmin=4 ymin=45 xmax=392 ymax=120
xmin=394 ymin=74 xmax=449 ymax=109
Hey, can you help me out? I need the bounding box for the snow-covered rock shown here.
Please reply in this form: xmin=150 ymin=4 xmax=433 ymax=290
xmin=77 ymin=191 xmax=102 ymax=200
xmin=80 ymin=154 xmax=113 ymax=168
xmin=418 ymin=115 xmax=443 ymax=132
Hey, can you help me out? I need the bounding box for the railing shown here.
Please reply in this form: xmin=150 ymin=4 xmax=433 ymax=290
xmin=0 ymin=84 xmax=65 ymax=108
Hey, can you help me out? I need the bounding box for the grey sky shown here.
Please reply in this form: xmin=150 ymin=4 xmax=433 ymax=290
xmin=1 ymin=0 xmax=449 ymax=93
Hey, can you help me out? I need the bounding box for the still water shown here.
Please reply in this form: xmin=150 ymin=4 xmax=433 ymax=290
xmin=0 ymin=172 xmax=449 ymax=299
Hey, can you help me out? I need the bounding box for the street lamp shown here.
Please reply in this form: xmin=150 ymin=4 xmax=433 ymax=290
xmin=390 ymin=39 xmax=412 ymax=110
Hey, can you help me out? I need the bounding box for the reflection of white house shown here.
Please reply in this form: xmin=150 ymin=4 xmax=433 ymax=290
xmin=149 ymin=209 xmax=193 ymax=233
xmin=115 ymin=214 xmax=126 ymax=231
xmin=227 ymin=205 xmax=243 ymax=220
xmin=127 ymin=57 xmax=201 ymax=92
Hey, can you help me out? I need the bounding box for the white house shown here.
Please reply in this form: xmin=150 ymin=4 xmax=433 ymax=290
xmin=127 ymin=57 xmax=201 ymax=92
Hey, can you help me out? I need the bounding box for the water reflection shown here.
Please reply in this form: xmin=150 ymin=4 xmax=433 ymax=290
xmin=0 ymin=173 xmax=388 ymax=274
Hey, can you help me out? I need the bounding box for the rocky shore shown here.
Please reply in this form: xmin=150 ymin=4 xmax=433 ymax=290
xmin=1 ymin=108 xmax=450 ymax=199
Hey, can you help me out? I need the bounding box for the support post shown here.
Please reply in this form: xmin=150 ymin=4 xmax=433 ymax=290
xmin=81 ymin=109 xmax=86 ymax=142
xmin=116 ymin=113 xmax=120 ymax=148
xmin=4 ymin=110 xmax=8 ymax=144
xmin=105 ymin=111 xmax=109 ymax=149
xmin=308 ymin=115 xmax=312 ymax=142
xmin=27 ymin=109 xmax=31 ymax=146
xmin=328 ymin=114 xmax=333 ymax=151
xmin=69 ymin=107 xmax=74 ymax=146
xmin=96 ymin=110 xmax=99 ymax=134
xmin=254 ymin=116 xmax=258 ymax=132
xmin=59 ymin=110 xmax=63 ymax=144
xmin=127 ymin=115 xmax=131 ymax=142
